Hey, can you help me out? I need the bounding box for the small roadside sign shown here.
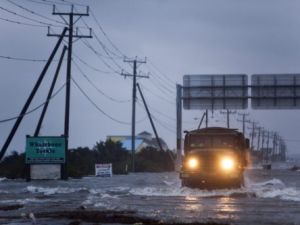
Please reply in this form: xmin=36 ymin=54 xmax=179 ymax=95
xmin=95 ymin=163 xmax=112 ymax=177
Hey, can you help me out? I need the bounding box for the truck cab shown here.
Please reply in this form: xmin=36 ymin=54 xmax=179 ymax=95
xmin=180 ymin=127 xmax=249 ymax=189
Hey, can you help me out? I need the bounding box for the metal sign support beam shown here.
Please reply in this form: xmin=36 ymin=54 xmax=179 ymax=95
xmin=176 ymin=84 xmax=182 ymax=172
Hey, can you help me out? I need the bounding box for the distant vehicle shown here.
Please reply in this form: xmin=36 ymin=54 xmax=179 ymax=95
xmin=180 ymin=127 xmax=249 ymax=189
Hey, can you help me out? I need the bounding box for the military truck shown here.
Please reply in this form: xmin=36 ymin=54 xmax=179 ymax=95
xmin=180 ymin=127 xmax=249 ymax=189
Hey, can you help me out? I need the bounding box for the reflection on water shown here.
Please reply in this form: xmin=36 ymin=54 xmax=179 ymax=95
xmin=215 ymin=197 xmax=239 ymax=220
xmin=183 ymin=196 xmax=204 ymax=211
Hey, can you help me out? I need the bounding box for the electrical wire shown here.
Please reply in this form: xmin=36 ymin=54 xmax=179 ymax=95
xmin=92 ymin=30 xmax=125 ymax=70
xmin=149 ymin=74 xmax=175 ymax=96
xmin=0 ymin=55 xmax=47 ymax=62
xmin=23 ymin=0 xmax=53 ymax=6
xmin=78 ymin=15 xmax=125 ymax=68
xmin=148 ymin=59 xmax=176 ymax=85
xmin=0 ymin=83 xmax=65 ymax=124
xmin=72 ymin=53 xmax=115 ymax=74
xmin=152 ymin=115 xmax=176 ymax=134
xmin=23 ymin=0 xmax=86 ymax=7
xmin=0 ymin=5 xmax=60 ymax=27
xmin=58 ymin=0 xmax=87 ymax=7
xmin=0 ymin=16 xmax=46 ymax=27
xmin=7 ymin=0 xmax=66 ymax=25
xmin=71 ymin=77 xmax=132 ymax=125
xmin=80 ymin=39 xmax=122 ymax=74
xmin=72 ymin=59 xmax=131 ymax=103
xmin=90 ymin=9 xmax=126 ymax=58
xmin=139 ymin=83 xmax=175 ymax=105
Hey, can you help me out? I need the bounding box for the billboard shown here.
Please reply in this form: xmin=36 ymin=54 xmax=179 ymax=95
xmin=183 ymin=74 xmax=248 ymax=110
xmin=26 ymin=136 xmax=65 ymax=164
xmin=251 ymin=74 xmax=300 ymax=109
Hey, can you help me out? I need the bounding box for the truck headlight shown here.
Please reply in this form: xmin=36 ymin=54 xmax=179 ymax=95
xmin=220 ymin=157 xmax=234 ymax=171
xmin=187 ymin=158 xmax=198 ymax=169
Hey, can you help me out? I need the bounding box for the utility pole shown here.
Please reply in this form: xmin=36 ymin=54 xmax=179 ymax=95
xmin=256 ymin=127 xmax=262 ymax=152
xmin=270 ymin=132 xmax=277 ymax=160
xmin=122 ymin=58 xmax=147 ymax=172
xmin=48 ymin=5 xmax=92 ymax=179
xmin=176 ymin=84 xmax=182 ymax=172
xmin=220 ymin=110 xmax=236 ymax=128
xmin=205 ymin=109 xmax=208 ymax=128
xmin=267 ymin=131 xmax=271 ymax=161
xmin=249 ymin=121 xmax=258 ymax=151
xmin=237 ymin=112 xmax=250 ymax=136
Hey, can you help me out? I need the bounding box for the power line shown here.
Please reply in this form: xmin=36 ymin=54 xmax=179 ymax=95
xmin=137 ymin=99 xmax=175 ymax=122
xmin=90 ymin=9 xmax=126 ymax=58
xmin=0 ymin=55 xmax=47 ymax=62
xmin=0 ymin=5 xmax=59 ymax=27
xmin=148 ymin=59 xmax=176 ymax=85
xmin=23 ymin=0 xmax=86 ymax=7
xmin=72 ymin=53 xmax=115 ymax=74
xmin=150 ymin=72 xmax=175 ymax=94
xmin=78 ymin=16 xmax=125 ymax=68
xmin=23 ymin=0 xmax=53 ymax=6
xmin=71 ymin=77 xmax=132 ymax=125
xmin=152 ymin=115 xmax=176 ymax=134
xmin=72 ymin=59 xmax=131 ymax=103
xmin=139 ymin=83 xmax=175 ymax=105
xmin=58 ymin=0 xmax=87 ymax=7
xmin=92 ymin=30 xmax=125 ymax=70
xmin=0 ymin=16 xmax=46 ymax=27
xmin=7 ymin=0 xmax=66 ymax=25
xmin=75 ymin=11 xmax=123 ymax=60
xmin=0 ymin=83 xmax=65 ymax=124
xmin=80 ymin=38 xmax=122 ymax=74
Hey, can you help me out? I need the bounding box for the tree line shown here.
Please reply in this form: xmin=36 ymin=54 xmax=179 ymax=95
xmin=0 ymin=139 xmax=175 ymax=178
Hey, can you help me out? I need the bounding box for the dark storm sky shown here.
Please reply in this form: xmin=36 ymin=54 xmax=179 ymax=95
xmin=1 ymin=0 xmax=300 ymax=156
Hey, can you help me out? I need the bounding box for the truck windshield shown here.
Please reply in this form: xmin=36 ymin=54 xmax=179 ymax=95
xmin=189 ymin=135 xmax=238 ymax=149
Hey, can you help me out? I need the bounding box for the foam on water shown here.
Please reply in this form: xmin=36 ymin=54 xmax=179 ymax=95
xmin=0 ymin=177 xmax=6 ymax=182
xmin=26 ymin=186 xmax=88 ymax=195
xmin=245 ymin=178 xmax=300 ymax=202
xmin=0 ymin=198 xmax=53 ymax=204
xmin=129 ymin=177 xmax=300 ymax=202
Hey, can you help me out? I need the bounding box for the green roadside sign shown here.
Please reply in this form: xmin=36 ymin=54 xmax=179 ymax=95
xmin=25 ymin=136 xmax=66 ymax=164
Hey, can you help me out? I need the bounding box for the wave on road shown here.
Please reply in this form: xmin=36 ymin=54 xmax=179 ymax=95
xmin=129 ymin=177 xmax=300 ymax=202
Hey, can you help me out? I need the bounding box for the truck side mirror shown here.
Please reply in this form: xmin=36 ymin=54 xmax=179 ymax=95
xmin=245 ymin=138 xmax=250 ymax=149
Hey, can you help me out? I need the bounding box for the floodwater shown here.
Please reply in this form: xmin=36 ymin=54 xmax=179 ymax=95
xmin=0 ymin=167 xmax=300 ymax=225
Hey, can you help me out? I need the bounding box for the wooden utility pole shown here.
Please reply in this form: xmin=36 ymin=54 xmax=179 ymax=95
xmin=48 ymin=5 xmax=92 ymax=179
xmin=122 ymin=58 xmax=147 ymax=172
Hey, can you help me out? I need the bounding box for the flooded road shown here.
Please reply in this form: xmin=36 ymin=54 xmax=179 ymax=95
xmin=0 ymin=169 xmax=300 ymax=225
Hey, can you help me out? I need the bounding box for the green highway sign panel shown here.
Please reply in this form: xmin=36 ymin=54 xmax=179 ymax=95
xmin=26 ymin=136 xmax=65 ymax=164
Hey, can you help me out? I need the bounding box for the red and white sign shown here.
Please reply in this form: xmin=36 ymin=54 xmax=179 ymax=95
xmin=95 ymin=163 xmax=112 ymax=177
